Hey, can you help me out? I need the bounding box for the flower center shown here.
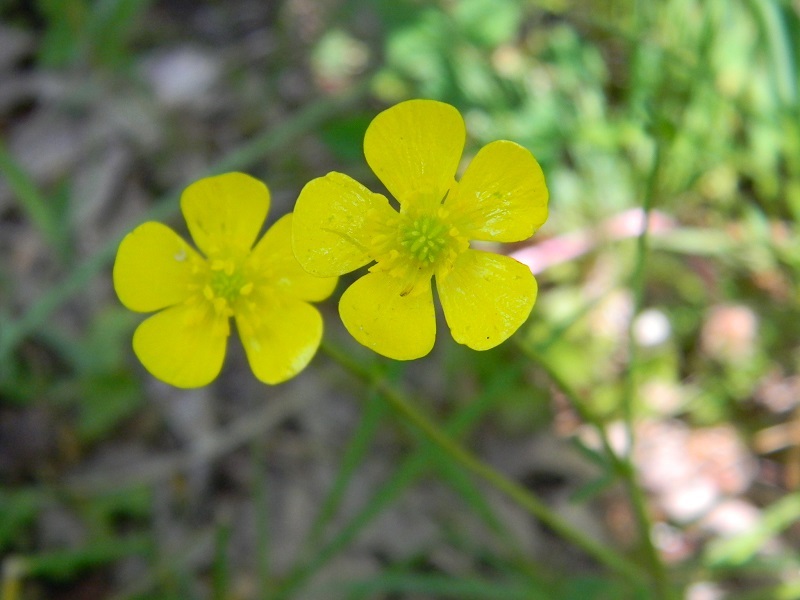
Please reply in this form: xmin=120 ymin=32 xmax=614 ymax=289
xmin=367 ymin=206 xmax=469 ymax=296
xmin=202 ymin=258 xmax=254 ymax=315
xmin=400 ymin=215 xmax=449 ymax=263
xmin=210 ymin=268 xmax=246 ymax=301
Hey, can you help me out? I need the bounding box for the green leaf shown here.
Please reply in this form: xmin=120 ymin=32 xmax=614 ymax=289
xmin=0 ymin=490 xmax=42 ymax=551
xmin=0 ymin=139 xmax=67 ymax=255
xmin=334 ymin=572 xmax=540 ymax=599
xmin=705 ymin=492 xmax=800 ymax=568
xmin=453 ymin=0 xmax=522 ymax=47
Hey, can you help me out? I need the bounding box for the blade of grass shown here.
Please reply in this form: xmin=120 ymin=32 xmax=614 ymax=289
xmin=303 ymin=387 xmax=389 ymax=550
xmin=729 ymin=580 xmax=800 ymax=600
xmin=0 ymin=139 xmax=66 ymax=256
xmin=324 ymin=572 xmax=542 ymax=600
xmin=3 ymin=534 xmax=151 ymax=585
xmin=252 ymin=439 xmax=271 ymax=599
xmin=211 ymin=521 xmax=232 ymax=600
xmin=271 ymin=363 xmax=520 ymax=600
xmin=704 ymin=492 xmax=800 ymax=569
xmin=320 ymin=341 xmax=648 ymax=591
xmin=86 ymin=0 xmax=153 ymax=66
xmin=437 ymin=523 xmax=551 ymax=593
xmin=617 ymin=129 xmax=672 ymax=600
xmin=426 ymin=435 xmax=531 ymax=557
xmin=748 ymin=0 xmax=797 ymax=106
xmin=272 ymin=447 xmax=423 ymax=600
xmin=0 ymin=490 xmax=42 ymax=553
xmin=108 ymin=526 xmax=216 ymax=600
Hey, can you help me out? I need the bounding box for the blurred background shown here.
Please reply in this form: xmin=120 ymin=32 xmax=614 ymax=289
xmin=1 ymin=0 xmax=799 ymax=598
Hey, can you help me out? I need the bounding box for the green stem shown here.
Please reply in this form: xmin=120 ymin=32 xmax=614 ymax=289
xmin=618 ymin=139 xmax=674 ymax=600
xmin=320 ymin=340 xmax=648 ymax=591
xmin=520 ymin=343 xmax=625 ymax=471
xmin=530 ymin=345 xmax=672 ymax=598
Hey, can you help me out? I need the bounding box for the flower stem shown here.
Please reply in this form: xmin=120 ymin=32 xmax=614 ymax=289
xmin=528 ymin=346 xmax=674 ymax=599
xmin=618 ymin=137 xmax=675 ymax=600
xmin=320 ymin=340 xmax=648 ymax=591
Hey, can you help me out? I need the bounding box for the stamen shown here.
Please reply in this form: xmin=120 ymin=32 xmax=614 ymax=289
xmin=370 ymin=208 xmax=469 ymax=287
xmin=198 ymin=258 xmax=254 ymax=316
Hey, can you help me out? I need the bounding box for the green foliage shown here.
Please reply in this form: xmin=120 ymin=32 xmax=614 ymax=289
xmin=34 ymin=0 xmax=154 ymax=68
xmin=18 ymin=535 xmax=151 ymax=580
xmin=705 ymin=492 xmax=800 ymax=569
xmin=0 ymin=139 xmax=68 ymax=257
xmin=319 ymin=114 xmax=372 ymax=162
xmin=0 ymin=490 xmax=42 ymax=552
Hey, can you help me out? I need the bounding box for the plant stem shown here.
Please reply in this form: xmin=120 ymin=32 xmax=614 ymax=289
xmin=618 ymin=138 xmax=674 ymax=600
xmin=532 ymin=347 xmax=672 ymax=598
xmin=320 ymin=340 xmax=648 ymax=592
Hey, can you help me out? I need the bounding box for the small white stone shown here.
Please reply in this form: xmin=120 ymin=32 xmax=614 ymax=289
xmin=633 ymin=308 xmax=671 ymax=347
xmin=142 ymin=46 xmax=222 ymax=109
xmin=685 ymin=582 xmax=725 ymax=600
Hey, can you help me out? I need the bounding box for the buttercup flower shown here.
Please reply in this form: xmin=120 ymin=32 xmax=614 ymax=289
xmin=113 ymin=172 xmax=337 ymax=388
xmin=292 ymin=99 xmax=548 ymax=360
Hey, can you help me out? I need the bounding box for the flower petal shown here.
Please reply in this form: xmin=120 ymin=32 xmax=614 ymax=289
xmin=292 ymin=172 xmax=395 ymax=277
xmin=446 ymin=141 xmax=548 ymax=242
xmin=113 ymin=222 xmax=200 ymax=313
xmin=236 ymin=299 xmax=324 ymax=384
xmin=133 ymin=304 xmax=227 ymax=388
xmin=437 ymin=250 xmax=537 ymax=350
xmin=181 ymin=172 xmax=270 ymax=257
xmin=339 ymin=272 xmax=436 ymax=360
xmin=249 ymin=214 xmax=337 ymax=302
xmin=364 ymin=99 xmax=465 ymax=208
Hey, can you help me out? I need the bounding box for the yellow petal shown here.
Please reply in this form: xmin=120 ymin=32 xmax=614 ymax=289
xmin=133 ymin=304 xmax=228 ymax=388
xmin=292 ymin=172 xmax=395 ymax=277
xmin=446 ymin=141 xmax=548 ymax=242
xmin=364 ymin=99 xmax=465 ymax=208
xmin=339 ymin=272 xmax=435 ymax=360
xmin=249 ymin=213 xmax=337 ymax=301
xmin=113 ymin=222 xmax=200 ymax=313
xmin=236 ymin=299 xmax=323 ymax=384
xmin=181 ymin=172 xmax=270 ymax=257
xmin=437 ymin=250 xmax=537 ymax=351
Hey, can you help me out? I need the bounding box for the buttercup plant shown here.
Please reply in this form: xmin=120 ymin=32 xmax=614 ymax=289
xmin=113 ymin=172 xmax=337 ymax=388
xmin=108 ymin=101 xmax=661 ymax=594
xmin=292 ymin=99 xmax=548 ymax=359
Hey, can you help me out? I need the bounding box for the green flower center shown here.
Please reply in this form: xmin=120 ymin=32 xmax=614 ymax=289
xmin=366 ymin=206 xmax=469 ymax=297
xmin=202 ymin=259 xmax=254 ymax=315
xmin=210 ymin=268 xmax=247 ymax=301
xmin=400 ymin=216 xmax=449 ymax=263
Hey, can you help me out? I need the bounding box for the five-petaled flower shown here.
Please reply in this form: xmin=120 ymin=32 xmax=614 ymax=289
xmin=113 ymin=172 xmax=337 ymax=388
xmin=292 ymin=99 xmax=548 ymax=360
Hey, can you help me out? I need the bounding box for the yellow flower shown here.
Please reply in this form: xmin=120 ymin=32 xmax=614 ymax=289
xmin=113 ymin=172 xmax=337 ymax=388
xmin=292 ymin=99 xmax=548 ymax=360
